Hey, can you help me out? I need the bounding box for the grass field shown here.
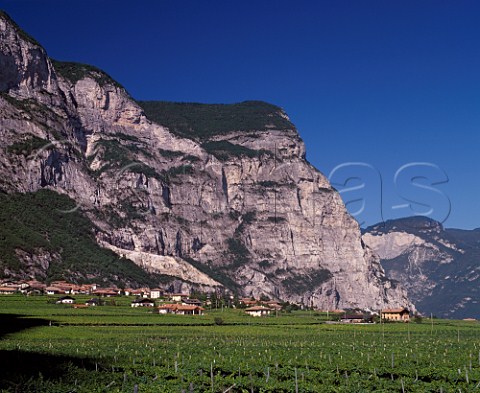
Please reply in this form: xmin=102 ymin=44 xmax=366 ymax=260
xmin=0 ymin=295 xmax=479 ymax=392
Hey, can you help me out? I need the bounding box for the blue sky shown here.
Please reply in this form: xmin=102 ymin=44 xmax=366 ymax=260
xmin=2 ymin=0 xmax=480 ymax=229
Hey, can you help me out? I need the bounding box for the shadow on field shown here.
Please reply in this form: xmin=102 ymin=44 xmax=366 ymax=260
xmin=0 ymin=313 xmax=49 ymax=339
xmin=0 ymin=314 xmax=99 ymax=391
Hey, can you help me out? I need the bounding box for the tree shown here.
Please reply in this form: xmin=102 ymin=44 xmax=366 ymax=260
xmin=260 ymin=294 xmax=270 ymax=302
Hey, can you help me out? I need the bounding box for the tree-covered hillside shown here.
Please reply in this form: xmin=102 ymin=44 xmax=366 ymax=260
xmin=0 ymin=189 xmax=166 ymax=286
xmin=138 ymin=100 xmax=294 ymax=141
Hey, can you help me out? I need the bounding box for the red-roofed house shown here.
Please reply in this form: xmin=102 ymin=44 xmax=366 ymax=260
xmin=0 ymin=286 xmax=17 ymax=295
xmin=93 ymin=289 xmax=119 ymax=297
xmin=158 ymin=304 xmax=204 ymax=315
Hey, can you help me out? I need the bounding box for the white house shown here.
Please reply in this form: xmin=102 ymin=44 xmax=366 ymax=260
xmin=149 ymin=289 xmax=163 ymax=299
xmin=56 ymin=296 xmax=75 ymax=304
xmin=131 ymin=298 xmax=155 ymax=307
xmin=245 ymin=305 xmax=273 ymax=317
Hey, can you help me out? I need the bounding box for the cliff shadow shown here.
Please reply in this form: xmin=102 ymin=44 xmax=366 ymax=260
xmin=0 ymin=313 xmax=100 ymax=391
xmin=0 ymin=313 xmax=50 ymax=339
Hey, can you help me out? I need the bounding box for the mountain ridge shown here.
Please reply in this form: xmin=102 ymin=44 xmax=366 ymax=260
xmin=0 ymin=11 xmax=411 ymax=310
xmin=363 ymin=215 xmax=480 ymax=318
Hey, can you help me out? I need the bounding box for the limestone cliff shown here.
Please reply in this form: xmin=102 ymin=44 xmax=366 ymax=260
xmin=0 ymin=11 xmax=411 ymax=310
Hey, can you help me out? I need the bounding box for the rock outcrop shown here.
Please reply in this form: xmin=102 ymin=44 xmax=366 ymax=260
xmin=0 ymin=11 xmax=411 ymax=310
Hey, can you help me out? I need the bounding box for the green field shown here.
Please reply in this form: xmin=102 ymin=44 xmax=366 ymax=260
xmin=0 ymin=295 xmax=479 ymax=392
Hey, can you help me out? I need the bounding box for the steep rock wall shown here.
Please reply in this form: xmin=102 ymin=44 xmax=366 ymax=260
xmin=0 ymin=12 xmax=412 ymax=310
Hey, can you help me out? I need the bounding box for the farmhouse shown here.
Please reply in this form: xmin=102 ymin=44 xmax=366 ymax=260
xmin=71 ymin=284 xmax=95 ymax=294
xmin=0 ymin=286 xmax=17 ymax=295
xmin=56 ymin=296 xmax=75 ymax=304
xmin=46 ymin=286 xmax=62 ymax=295
xmin=169 ymin=293 xmax=189 ymax=302
xmin=82 ymin=283 xmax=97 ymax=293
xmin=245 ymin=305 xmax=273 ymax=317
xmin=175 ymin=305 xmax=204 ymax=315
xmin=149 ymin=288 xmax=163 ymax=299
xmin=182 ymin=298 xmax=203 ymax=307
xmin=239 ymin=298 xmax=257 ymax=307
xmin=93 ymin=289 xmax=119 ymax=297
xmin=85 ymin=298 xmax=101 ymax=306
xmin=158 ymin=304 xmax=177 ymax=314
xmin=131 ymin=298 xmax=155 ymax=307
xmin=0 ymin=281 xmax=21 ymax=288
xmin=25 ymin=281 xmax=46 ymax=294
xmin=49 ymin=281 xmax=74 ymax=294
xmin=340 ymin=313 xmax=374 ymax=324
xmin=127 ymin=288 xmax=144 ymax=297
xmin=158 ymin=304 xmax=204 ymax=315
xmin=265 ymin=301 xmax=282 ymax=311
xmin=381 ymin=308 xmax=410 ymax=322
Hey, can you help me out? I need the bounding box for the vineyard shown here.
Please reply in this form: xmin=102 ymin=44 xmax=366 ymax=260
xmin=1 ymin=296 xmax=480 ymax=392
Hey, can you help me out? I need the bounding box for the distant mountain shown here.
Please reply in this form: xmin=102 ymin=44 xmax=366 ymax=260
xmin=363 ymin=216 xmax=480 ymax=319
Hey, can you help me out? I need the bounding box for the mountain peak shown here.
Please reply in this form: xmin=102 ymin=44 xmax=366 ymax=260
xmin=0 ymin=10 xmax=41 ymax=47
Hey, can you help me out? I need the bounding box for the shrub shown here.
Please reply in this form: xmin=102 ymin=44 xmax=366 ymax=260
xmin=201 ymin=140 xmax=268 ymax=161
xmin=158 ymin=148 xmax=184 ymax=158
xmin=414 ymin=315 xmax=423 ymax=324
xmin=267 ymin=216 xmax=287 ymax=223
xmin=7 ymin=135 xmax=50 ymax=156
xmin=234 ymin=211 xmax=256 ymax=235
xmin=52 ymin=60 xmax=123 ymax=88
xmin=258 ymin=260 xmax=273 ymax=269
xmin=258 ymin=180 xmax=281 ymax=188
xmin=91 ymin=139 xmax=160 ymax=179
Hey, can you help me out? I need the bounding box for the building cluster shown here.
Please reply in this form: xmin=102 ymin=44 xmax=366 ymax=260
xmin=0 ymin=279 xmax=46 ymax=295
xmin=54 ymin=292 xmax=206 ymax=315
xmin=0 ymin=280 xmax=412 ymax=321
xmin=0 ymin=279 xmax=167 ymax=298
xmin=238 ymin=297 xmax=283 ymax=317
xmin=131 ymin=293 xmax=206 ymax=315
xmin=330 ymin=308 xmax=411 ymax=323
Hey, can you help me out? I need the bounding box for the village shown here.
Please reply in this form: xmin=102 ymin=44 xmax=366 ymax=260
xmin=0 ymin=279 xmax=412 ymax=321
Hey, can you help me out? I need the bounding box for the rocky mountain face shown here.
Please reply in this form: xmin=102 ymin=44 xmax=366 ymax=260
xmin=363 ymin=216 xmax=480 ymax=319
xmin=0 ymin=11 xmax=411 ymax=310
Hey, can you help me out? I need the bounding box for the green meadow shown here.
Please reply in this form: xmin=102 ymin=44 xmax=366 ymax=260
xmin=0 ymin=295 xmax=479 ymax=392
